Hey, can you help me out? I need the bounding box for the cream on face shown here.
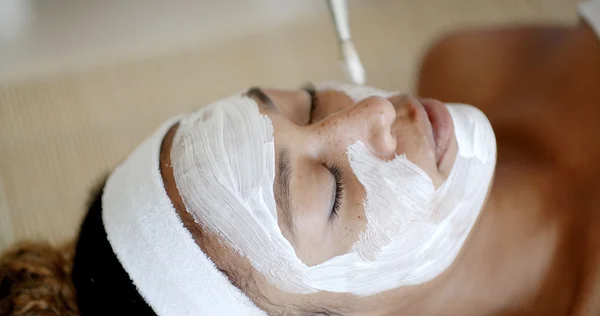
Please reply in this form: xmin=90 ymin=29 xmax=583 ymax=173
xmin=171 ymin=85 xmax=496 ymax=295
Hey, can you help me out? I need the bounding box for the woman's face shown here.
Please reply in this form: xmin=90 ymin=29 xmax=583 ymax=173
xmin=163 ymin=82 xmax=498 ymax=313
xmin=245 ymin=85 xmax=458 ymax=266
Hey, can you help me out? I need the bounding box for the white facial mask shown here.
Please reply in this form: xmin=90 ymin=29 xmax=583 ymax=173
xmin=171 ymin=85 xmax=496 ymax=296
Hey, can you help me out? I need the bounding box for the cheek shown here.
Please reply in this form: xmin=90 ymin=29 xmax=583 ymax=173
xmin=326 ymin=169 xmax=368 ymax=258
xmin=287 ymin=167 xmax=333 ymax=265
xmin=331 ymin=205 xmax=367 ymax=257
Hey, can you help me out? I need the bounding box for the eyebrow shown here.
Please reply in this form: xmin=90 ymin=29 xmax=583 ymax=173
xmin=276 ymin=149 xmax=296 ymax=243
xmin=245 ymin=87 xmax=275 ymax=110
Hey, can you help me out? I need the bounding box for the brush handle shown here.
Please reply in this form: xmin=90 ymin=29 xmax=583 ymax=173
xmin=327 ymin=0 xmax=351 ymax=42
xmin=327 ymin=0 xmax=366 ymax=84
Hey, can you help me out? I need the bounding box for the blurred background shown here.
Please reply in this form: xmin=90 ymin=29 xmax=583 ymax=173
xmin=0 ymin=0 xmax=581 ymax=251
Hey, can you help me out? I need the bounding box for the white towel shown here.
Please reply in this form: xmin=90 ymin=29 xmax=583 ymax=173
xmin=102 ymin=116 xmax=266 ymax=316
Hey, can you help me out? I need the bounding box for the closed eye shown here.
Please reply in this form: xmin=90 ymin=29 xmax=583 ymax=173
xmin=303 ymin=85 xmax=318 ymax=125
xmin=326 ymin=164 xmax=344 ymax=219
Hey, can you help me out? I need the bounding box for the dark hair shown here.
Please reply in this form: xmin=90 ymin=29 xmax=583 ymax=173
xmin=0 ymin=242 xmax=78 ymax=315
xmin=71 ymin=177 xmax=156 ymax=316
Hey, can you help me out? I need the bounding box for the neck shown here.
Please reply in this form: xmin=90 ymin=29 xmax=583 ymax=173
xmin=421 ymin=25 xmax=600 ymax=313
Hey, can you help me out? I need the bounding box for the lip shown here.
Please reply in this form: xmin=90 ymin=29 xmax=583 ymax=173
xmin=419 ymin=98 xmax=454 ymax=167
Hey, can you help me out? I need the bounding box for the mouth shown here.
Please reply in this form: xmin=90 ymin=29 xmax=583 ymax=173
xmin=419 ymin=98 xmax=454 ymax=167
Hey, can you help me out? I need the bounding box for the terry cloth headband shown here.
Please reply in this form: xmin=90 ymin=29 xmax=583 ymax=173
xmin=71 ymin=116 xmax=266 ymax=316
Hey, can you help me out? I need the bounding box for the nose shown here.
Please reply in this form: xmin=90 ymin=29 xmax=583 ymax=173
xmin=316 ymin=96 xmax=397 ymax=159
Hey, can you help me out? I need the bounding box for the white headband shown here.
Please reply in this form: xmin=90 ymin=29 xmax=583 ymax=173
xmin=101 ymin=116 xmax=266 ymax=315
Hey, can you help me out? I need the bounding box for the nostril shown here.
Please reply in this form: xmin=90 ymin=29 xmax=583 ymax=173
xmin=404 ymin=96 xmax=424 ymax=120
xmin=388 ymin=94 xmax=420 ymax=113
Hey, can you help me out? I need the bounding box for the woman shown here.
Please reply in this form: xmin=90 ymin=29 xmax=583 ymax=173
xmin=2 ymin=1 xmax=600 ymax=315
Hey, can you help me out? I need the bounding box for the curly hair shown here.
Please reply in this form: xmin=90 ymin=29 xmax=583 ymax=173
xmin=0 ymin=242 xmax=79 ymax=316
